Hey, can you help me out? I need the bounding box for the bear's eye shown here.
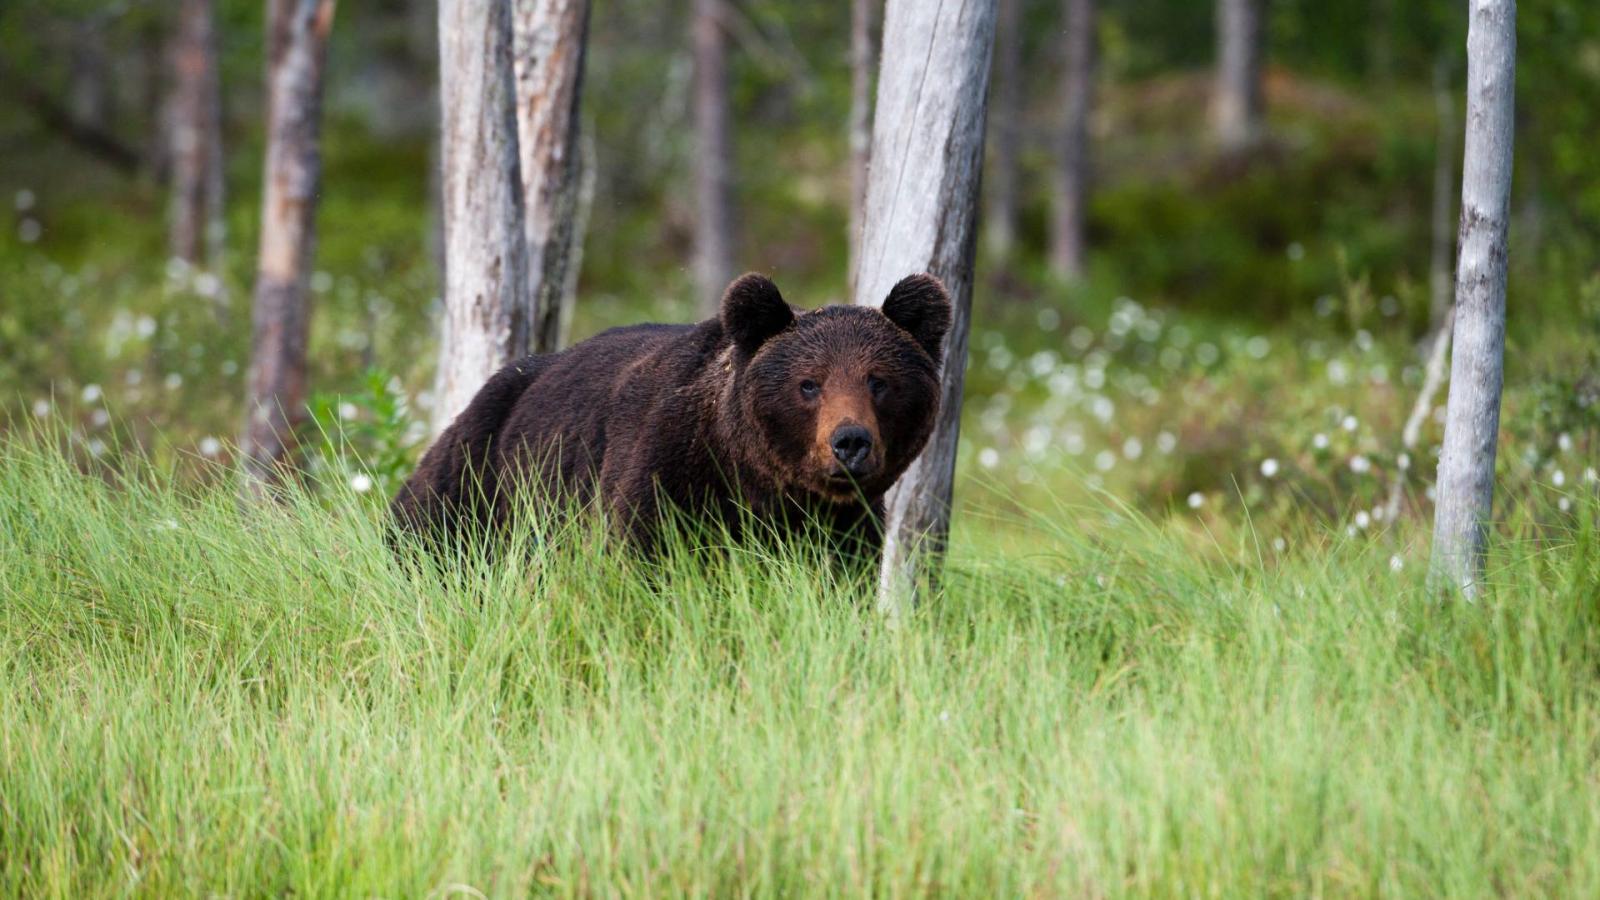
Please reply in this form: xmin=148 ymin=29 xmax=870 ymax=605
xmin=867 ymin=375 xmax=886 ymax=398
xmin=799 ymin=379 xmax=821 ymax=400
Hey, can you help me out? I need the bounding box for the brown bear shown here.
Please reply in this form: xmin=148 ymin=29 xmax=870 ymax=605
xmin=390 ymin=272 xmax=951 ymax=558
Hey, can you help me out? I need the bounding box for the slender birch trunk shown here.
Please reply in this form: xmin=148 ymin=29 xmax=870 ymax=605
xmin=1213 ymin=0 xmax=1263 ymax=150
xmin=513 ymin=0 xmax=592 ymax=354
xmin=432 ymin=0 xmax=531 ymax=434
xmin=692 ymin=0 xmax=736 ymax=317
xmin=1430 ymin=0 xmax=1516 ymax=596
xmin=241 ymin=0 xmax=336 ymax=491
xmin=1050 ymin=0 xmax=1095 ymax=279
xmin=168 ymin=0 xmax=226 ymax=276
xmin=985 ymin=0 xmax=1021 ymax=262
xmin=847 ymin=0 xmax=877 ymax=294
xmin=854 ymin=0 xmax=998 ymax=615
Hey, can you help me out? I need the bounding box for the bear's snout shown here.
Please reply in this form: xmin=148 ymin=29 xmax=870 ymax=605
xmin=830 ymin=425 xmax=874 ymax=474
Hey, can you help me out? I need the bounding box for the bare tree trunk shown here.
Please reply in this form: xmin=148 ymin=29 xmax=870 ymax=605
xmin=846 ymin=0 xmax=877 ymax=294
xmin=241 ymin=0 xmax=336 ymax=491
xmin=432 ymin=0 xmax=531 ymax=435
xmin=1212 ymin=0 xmax=1263 ymax=150
xmin=513 ymin=0 xmax=592 ymax=354
xmin=168 ymin=0 xmax=227 ymax=276
xmin=1431 ymin=0 xmax=1516 ymax=596
xmin=854 ymin=0 xmax=997 ymax=616
xmin=1429 ymin=56 xmax=1457 ymax=334
xmin=1050 ymin=0 xmax=1095 ymax=279
xmin=984 ymin=0 xmax=1021 ymax=263
xmin=692 ymin=0 xmax=736 ymax=317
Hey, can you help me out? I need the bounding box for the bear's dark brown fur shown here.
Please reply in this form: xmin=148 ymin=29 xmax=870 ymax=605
xmin=391 ymin=272 xmax=951 ymax=557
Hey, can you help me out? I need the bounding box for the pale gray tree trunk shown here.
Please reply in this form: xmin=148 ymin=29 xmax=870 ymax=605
xmin=692 ymin=0 xmax=736 ymax=317
xmin=984 ymin=0 xmax=1021 ymax=262
xmin=513 ymin=0 xmax=592 ymax=354
xmin=1050 ymin=0 xmax=1095 ymax=279
xmin=432 ymin=0 xmax=532 ymax=435
xmin=1431 ymin=0 xmax=1516 ymax=596
xmin=854 ymin=0 xmax=997 ymax=615
xmin=847 ymin=0 xmax=877 ymax=294
xmin=241 ymin=0 xmax=336 ymax=491
xmin=1429 ymin=56 xmax=1457 ymax=334
xmin=168 ymin=0 xmax=227 ymax=276
xmin=1212 ymin=0 xmax=1263 ymax=149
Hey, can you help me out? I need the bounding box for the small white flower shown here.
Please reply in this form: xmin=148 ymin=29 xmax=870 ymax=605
xmin=1094 ymin=450 xmax=1116 ymax=472
xmin=86 ymin=438 xmax=106 ymax=457
xmin=1584 ymin=468 xmax=1598 ymax=484
xmin=194 ymin=273 xmax=222 ymax=298
xmin=938 ymin=709 xmax=951 ymax=724
xmin=89 ymin=408 xmax=110 ymax=428
xmin=1426 ymin=485 xmax=1438 ymax=502
xmin=977 ymin=447 xmax=1000 ymax=470
xmin=311 ymin=271 xmax=334 ymax=293
xmin=14 ymin=188 xmax=35 ymax=211
xmin=164 ymin=373 xmax=183 ymax=390
xmin=1389 ymin=555 xmax=1404 ymax=573
xmin=1349 ymin=455 xmax=1372 ymax=474
xmin=135 ymin=315 xmax=157 ymax=339
xmin=1156 ymin=431 xmax=1178 ymax=454
xmin=18 ymin=219 xmax=41 ymax=243
xmin=1354 ymin=510 xmax=1372 ymax=530
xmin=1122 ymin=437 xmax=1143 ymax=461
xmin=199 ymin=437 xmax=222 ymax=458
xmin=1558 ymin=432 xmax=1574 ymax=453
xmin=1559 ymin=497 xmax=1572 ymax=513
xmin=1272 ymin=537 xmax=1287 ymax=552
xmin=152 ymin=518 xmax=180 ymax=532
xmin=1286 ymin=242 xmax=1305 ymax=261
xmin=338 ymin=401 xmax=359 ymax=421
xmin=1313 ymin=433 xmax=1330 ymax=450
xmin=31 ymin=398 xmax=51 ymax=418
xmin=1341 ymin=415 xmax=1359 ymax=433
xmin=1259 ymin=458 xmax=1280 ymax=478
xmin=1397 ymin=452 xmax=1411 ymax=471
xmin=349 ymin=473 xmax=374 ymax=493
xmin=80 ymin=383 xmax=102 ymax=404
xmin=1187 ymin=492 xmax=1205 ymax=510
xmin=1552 ymin=469 xmax=1567 ymax=487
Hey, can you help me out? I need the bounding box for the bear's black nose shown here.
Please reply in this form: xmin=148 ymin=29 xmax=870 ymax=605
xmin=830 ymin=425 xmax=874 ymax=472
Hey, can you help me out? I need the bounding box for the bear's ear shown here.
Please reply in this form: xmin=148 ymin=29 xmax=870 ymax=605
xmin=880 ymin=273 xmax=952 ymax=359
xmin=720 ymin=273 xmax=794 ymax=355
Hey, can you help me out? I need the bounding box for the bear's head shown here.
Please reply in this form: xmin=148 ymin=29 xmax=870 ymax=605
xmin=719 ymin=272 xmax=951 ymax=503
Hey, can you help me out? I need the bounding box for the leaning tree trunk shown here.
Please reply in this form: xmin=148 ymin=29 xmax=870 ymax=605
xmin=513 ymin=0 xmax=592 ymax=354
xmin=168 ymin=0 xmax=226 ymax=275
xmin=846 ymin=0 xmax=877 ymax=294
xmin=854 ymin=0 xmax=997 ymax=615
xmin=433 ymin=0 xmax=531 ymax=434
xmin=1212 ymin=0 xmax=1263 ymax=150
xmin=692 ymin=0 xmax=736 ymax=317
xmin=1430 ymin=0 xmax=1516 ymax=596
xmin=1050 ymin=0 xmax=1095 ymax=279
xmin=984 ymin=0 xmax=1022 ymax=263
xmin=241 ymin=0 xmax=335 ymax=491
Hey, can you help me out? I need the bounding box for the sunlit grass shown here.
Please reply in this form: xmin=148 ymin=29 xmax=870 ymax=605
xmin=3 ymin=433 xmax=1598 ymax=896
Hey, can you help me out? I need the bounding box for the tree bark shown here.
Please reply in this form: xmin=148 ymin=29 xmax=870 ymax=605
xmin=854 ymin=0 xmax=997 ymax=615
xmin=241 ymin=0 xmax=336 ymax=491
xmin=692 ymin=0 xmax=736 ymax=317
xmin=1051 ymin=0 xmax=1095 ymax=279
xmin=168 ymin=0 xmax=227 ymax=273
xmin=985 ymin=0 xmax=1021 ymax=262
xmin=847 ymin=0 xmax=877 ymax=294
xmin=513 ymin=0 xmax=593 ymax=355
xmin=432 ymin=0 xmax=532 ymax=435
xmin=1212 ymin=0 xmax=1263 ymax=150
xmin=1430 ymin=0 xmax=1516 ymax=596
xmin=1429 ymin=56 xmax=1457 ymax=334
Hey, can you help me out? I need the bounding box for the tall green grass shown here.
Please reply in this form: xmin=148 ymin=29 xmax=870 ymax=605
xmin=2 ymin=434 xmax=1598 ymax=896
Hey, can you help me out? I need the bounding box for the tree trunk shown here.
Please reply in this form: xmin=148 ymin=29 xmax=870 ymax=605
xmin=692 ymin=0 xmax=736 ymax=317
xmin=241 ymin=0 xmax=336 ymax=491
xmin=168 ymin=0 xmax=227 ymax=275
xmin=432 ymin=0 xmax=532 ymax=435
xmin=985 ymin=0 xmax=1021 ymax=262
xmin=513 ymin=0 xmax=593 ymax=355
xmin=854 ymin=0 xmax=997 ymax=615
xmin=846 ymin=0 xmax=877 ymax=294
xmin=1430 ymin=0 xmax=1516 ymax=596
xmin=1212 ymin=0 xmax=1263 ymax=150
xmin=1051 ymin=0 xmax=1095 ymax=279
xmin=1429 ymin=56 xmax=1457 ymax=335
